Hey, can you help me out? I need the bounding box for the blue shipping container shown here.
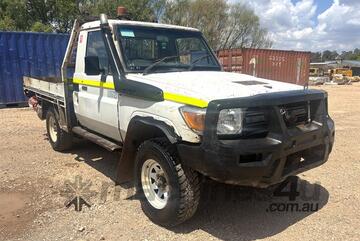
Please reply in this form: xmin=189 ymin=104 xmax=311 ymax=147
xmin=0 ymin=31 xmax=70 ymax=105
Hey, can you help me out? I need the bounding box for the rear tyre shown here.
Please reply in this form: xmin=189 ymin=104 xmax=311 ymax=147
xmin=135 ymin=138 xmax=201 ymax=227
xmin=46 ymin=109 xmax=72 ymax=151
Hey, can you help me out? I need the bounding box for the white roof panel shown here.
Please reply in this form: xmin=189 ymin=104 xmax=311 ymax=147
xmin=81 ymin=19 xmax=199 ymax=32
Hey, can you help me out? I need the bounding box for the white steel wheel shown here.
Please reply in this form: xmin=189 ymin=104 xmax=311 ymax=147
xmin=135 ymin=139 xmax=201 ymax=226
xmin=47 ymin=114 xmax=58 ymax=143
xmin=141 ymin=159 xmax=169 ymax=209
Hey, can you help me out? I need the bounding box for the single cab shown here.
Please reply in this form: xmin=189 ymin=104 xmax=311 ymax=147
xmin=24 ymin=14 xmax=335 ymax=226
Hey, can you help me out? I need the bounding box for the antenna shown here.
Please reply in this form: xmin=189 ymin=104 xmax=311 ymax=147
xmin=304 ymin=80 xmax=309 ymax=90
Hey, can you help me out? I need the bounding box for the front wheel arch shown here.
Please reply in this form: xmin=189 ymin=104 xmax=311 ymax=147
xmin=116 ymin=117 xmax=181 ymax=184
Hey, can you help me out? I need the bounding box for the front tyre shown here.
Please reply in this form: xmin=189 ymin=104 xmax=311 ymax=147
xmin=135 ymin=138 xmax=200 ymax=227
xmin=46 ymin=108 xmax=72 ymax=151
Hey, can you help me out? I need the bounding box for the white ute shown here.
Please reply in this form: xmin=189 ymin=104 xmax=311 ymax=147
xmin=24 ymin=13 xmax=335 ymax=226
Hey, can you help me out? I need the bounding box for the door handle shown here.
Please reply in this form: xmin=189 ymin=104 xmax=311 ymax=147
xmin=81 ymin=86 xmax=88 ymax=91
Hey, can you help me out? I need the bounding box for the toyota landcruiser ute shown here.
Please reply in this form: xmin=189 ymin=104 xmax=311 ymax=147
xmin=23 ymin=13 xmax=335 ymax=227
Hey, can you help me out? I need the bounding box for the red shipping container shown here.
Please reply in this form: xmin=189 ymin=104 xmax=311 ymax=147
xmin=216 ymin=48 xmax=310 ymax=86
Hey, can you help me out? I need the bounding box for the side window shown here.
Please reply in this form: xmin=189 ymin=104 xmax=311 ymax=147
xmin=86 ymin=31 xmax=110 ymax=75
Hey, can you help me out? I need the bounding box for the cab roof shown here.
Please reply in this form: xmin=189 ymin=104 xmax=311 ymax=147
xmin=81 ymin=19 xmax=200 ymax=32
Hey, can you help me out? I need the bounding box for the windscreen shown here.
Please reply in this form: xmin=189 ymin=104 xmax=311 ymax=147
xmin=116 ymin=25 xmax=220 ymax=73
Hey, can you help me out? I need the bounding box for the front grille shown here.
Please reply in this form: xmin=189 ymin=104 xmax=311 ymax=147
xmin=279 ymin=102 xmax=309 ymax=127
xmin=244 ymin=110 xmax=267 ymax=127
xmin=242 ymin=108 xmax=269 ymax=138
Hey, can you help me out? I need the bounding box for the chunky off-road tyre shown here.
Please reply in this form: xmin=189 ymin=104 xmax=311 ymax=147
xmin=135 ymin=138 xmax=201 ymax=227
xmin=46 ymin=108 xmax=72 ymax=151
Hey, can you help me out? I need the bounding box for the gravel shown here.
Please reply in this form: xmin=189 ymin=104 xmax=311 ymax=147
xmin=0 ymin=83 xmax=359 ymax=241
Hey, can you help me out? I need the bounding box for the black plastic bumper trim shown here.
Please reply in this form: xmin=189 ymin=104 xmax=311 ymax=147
xmin=177 ymin=89 xmax=335 ymax=188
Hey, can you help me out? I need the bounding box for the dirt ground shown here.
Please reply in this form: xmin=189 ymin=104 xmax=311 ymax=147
xmin=0 ymin=83 xmax=359 ymax=241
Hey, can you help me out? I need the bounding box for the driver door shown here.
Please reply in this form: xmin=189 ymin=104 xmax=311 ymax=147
xmin=73 ymin=29 xmax=121 ymax=141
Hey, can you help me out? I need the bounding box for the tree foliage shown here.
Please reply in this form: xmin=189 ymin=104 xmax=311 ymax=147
xmin=163 ymin=0 xmax=228 ymax=49
xmin=0 ymin=0 xmax=272 ymax=51
xmin=311 ymin=49 xmax=360 ymax=62
xmin=163 ymin=0 xmax=272 ymax=50
xmin=0 ymin=0 xmax=161 ymax=32
xmin=81 ymin=0 xmax=157 ymax=21
xmin=0 ymin=0 xmax=30 ymax=31
xmin=30 ymin=22 xmax=53 ymax=33
xmin=340 ymin=49 xmax=360 ymax=61
xmin=219 ymin=2 xmax=272 ymax=49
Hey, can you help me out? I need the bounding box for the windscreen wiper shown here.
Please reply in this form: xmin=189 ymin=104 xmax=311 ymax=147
xmin=143 ymin=55 xmax=179 ymax=75
xmin=187 ymin=54 xmax=211 ymax=71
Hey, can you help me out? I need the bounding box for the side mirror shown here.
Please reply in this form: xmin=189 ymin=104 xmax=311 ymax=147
xmin=85 ymin=56 xmax=102 ymax=75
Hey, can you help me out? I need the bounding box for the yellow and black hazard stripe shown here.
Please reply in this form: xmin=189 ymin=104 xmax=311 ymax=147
xmin=72 ymin=78 xmax=208 ymax=108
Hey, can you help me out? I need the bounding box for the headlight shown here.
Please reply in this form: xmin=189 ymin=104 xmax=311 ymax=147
xmin=179 ymin=106 xmax=206 ymax=134
xmin=217 ymin=108 xmax=244 ymax=135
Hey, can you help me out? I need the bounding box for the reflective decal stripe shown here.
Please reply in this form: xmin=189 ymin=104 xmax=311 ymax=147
xmin=72 ymin=78 xmax=208 ymax=108
xmin=72 ymin=78 xmax=115 ymax=89
xmin=163 ymin=92 xmax=208 ymax=108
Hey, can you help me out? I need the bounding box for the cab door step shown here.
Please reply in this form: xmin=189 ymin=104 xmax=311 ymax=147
xmin=72 ymin=126 xmax=122 ymax=151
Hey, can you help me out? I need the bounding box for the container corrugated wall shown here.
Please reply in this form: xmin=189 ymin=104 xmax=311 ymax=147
xmin=217 ymin=48 xmax=310 ymax=85
xmin=0 ymin=31 xmax=69 ymax=105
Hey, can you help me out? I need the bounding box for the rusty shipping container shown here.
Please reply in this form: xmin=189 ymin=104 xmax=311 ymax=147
xmin=217 ymin=48 xmax=310 ymax=85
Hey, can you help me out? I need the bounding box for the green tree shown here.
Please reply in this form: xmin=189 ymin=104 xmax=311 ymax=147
xmin=30 ymin=22 xmax=53 ymax=33
xmin=321 ymin=50 xmax=339 ymax=61
xmin=162 ymin=0 xmax=190 ymax=26
xmin=0 ymin=0 xmax=30 ymax=31
xmin=339 ymin=49 xmax=360 ymax=61
xmin=191 ymin=0 xmax=228 ymax=49
xmin=149 ymin=0 xmax=167 ymax=22
xmin=0 ymin=16 xmax=17 ymax=31
xmin=0 ymin=0 xmax=163 ymax=32
xmin=311 ymin=52 xmax=322 ymax=62
xmin=163 ymin=0 xmax=228 ymax=49
xmin=162 ymin=0 xmax=272 ymax=50
xmin=84 ymin=0 xmax=158 ymax=21
xmin=53 ymin=0 xmax=81 ymax=32
xmin=220 ymin=2 xmax=272 ymax=49
xmin=26 ymin=0 xmax=80 ymax=32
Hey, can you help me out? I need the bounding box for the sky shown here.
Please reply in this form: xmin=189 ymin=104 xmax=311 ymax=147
xmin=234 ymin=0 xmax=360 ymax=52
